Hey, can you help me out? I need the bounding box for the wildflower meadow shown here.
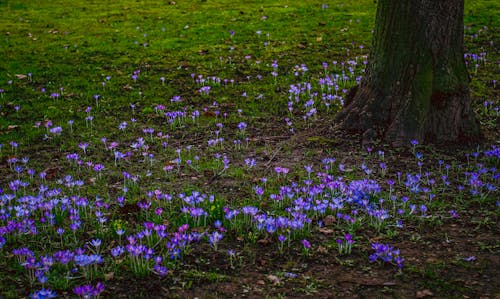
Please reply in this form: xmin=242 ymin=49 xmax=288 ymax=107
xmin=0 ymin=1 xmax=498 ymax=298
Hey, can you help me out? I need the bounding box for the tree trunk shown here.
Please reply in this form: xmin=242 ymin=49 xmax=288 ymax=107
xmin=335 ymin=0 xmax=480 ymax=146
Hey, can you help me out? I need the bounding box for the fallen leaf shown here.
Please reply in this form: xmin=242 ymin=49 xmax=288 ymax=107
xmin=317 ymin=246 xmax=328 ymax=254
xmin=104 ymin=272 xmax=114 ymax=281
xmin=257 ymin=238 xmax=270 ymax=245
xmin=323 ymin=215 xmax=336 ymax=226
xmin=383 ymin=281 xmax=397 ymax=286
xmin=416 ymin=289 xmax=434 ymax=298
xmin=203 ymin=111 xmax=216 ymax=117
xmin=191 ymin=226 xmax=205 ymax=233
xmin=267 ymin=275 xmax=281 ymax=285
xmin=319 ymin=227 xmax=334 ymax=234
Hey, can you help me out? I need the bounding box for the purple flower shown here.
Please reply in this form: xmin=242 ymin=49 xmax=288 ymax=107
xmin=53 ymin=250 xmax=73 ymax=264
xmin=344 ymin=234 xmax=353 ymax=243
xmin=464 ymin=256 xmax=476 ymax=262
xmin=209 ymin=231 xmax=223 ymax=250
xmin=90 ymin=238 xmax=101 ymax=248
xmin=213 ymin=220 xmax=222 ymax=229
xmin=93 ymin=164 xmax=104 ymax=172
xmin=253 ymin=186 xmax=264 ymax=197
xmin=73 ymin=282 xmax=105 ymax=298
xmin=49 ymin=126 xmax=63 ymax=135
xmin=301 ymin=239 xmax=311 ymax=249
xmin=245 ymin=158 xmax=256 ymax=168
xmin=369 ymin=242 xmax=403 ymax=268
xmin=111 ymin=246 xmax=124 ymax=258
xmin=30 ymin=289 xmax=57 ymax=299
xmin=237 ymin=122 xmax=247 ymax=130
xmin=274 ymin=166 xmax=289 ymax=175
xmin=74 ymin=254 xmax=103 ymax=267
xmin=154 ymin=264 xmax=168 ymax=276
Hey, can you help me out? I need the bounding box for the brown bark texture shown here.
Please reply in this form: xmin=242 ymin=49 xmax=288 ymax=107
xmin=335 ymin=0 xmax=480 ymax=146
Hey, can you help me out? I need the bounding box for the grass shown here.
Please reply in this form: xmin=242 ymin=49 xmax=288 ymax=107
xmin=0 ymin=0 xmax=499 ymax=298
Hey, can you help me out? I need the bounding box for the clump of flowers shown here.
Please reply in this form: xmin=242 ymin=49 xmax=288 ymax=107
xmin=209 ymin=231 xmax=223 ymax=251
xmin=369 ymin=242 xmax=403 ymax=269
xmin=336 ymin=233 xmax=355 ymax=254
xmin=73 ymin=282 xmax=105 ymax=298
xmin=30 ymin=288 xmax=57 ymax=299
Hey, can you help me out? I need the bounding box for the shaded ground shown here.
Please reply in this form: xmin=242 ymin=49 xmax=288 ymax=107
xmin=101 ymin=122 xmax=499 ymax=299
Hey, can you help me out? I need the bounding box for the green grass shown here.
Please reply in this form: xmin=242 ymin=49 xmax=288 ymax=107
xmin=0 ymin=0 xmax=375 ymax=138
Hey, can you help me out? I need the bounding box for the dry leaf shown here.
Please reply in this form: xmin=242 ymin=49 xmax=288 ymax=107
xmin=319 ymin=227 xmax=334 ymax=234
xmin=203 ymin=111 xmax=216 ymax=117
xmin=317 ymin=246 xmax=328 ymax=254
xmin=323 ymin=215 xmax=336 ymax=226
xmin=104 ymin=272 xmax=114 ymax=281
xmin=267 ymin=275 xmax=281 ymax=285
xmin=416 ymin=289 xmax=434 ymax=298
xmin=257 ymin=238 xmax=270 ymax=245
xmin=383 ymin=281 xmax=397 ymax=286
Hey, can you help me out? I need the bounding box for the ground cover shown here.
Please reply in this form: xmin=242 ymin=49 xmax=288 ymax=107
xmin=0 ymin=0 xmax=498 ymax=298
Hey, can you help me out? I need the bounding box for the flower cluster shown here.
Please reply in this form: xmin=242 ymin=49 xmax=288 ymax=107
xmin=73 ymin=282 xmax=105 ymax=298
xmin=336 ymin=234 xmax=355 ymax=255
xmin=369 ymin=242 xmax=403 ymax=269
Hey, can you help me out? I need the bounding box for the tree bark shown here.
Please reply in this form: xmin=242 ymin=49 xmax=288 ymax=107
xmin=335 ymin=0 xmax=480 ymax=146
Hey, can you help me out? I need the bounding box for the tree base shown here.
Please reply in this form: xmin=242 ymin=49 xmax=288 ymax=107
xmin=335 ymin=0 xmax=482 ymax=147
xmin=335 ymin=85 xmax=481 ymax=147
